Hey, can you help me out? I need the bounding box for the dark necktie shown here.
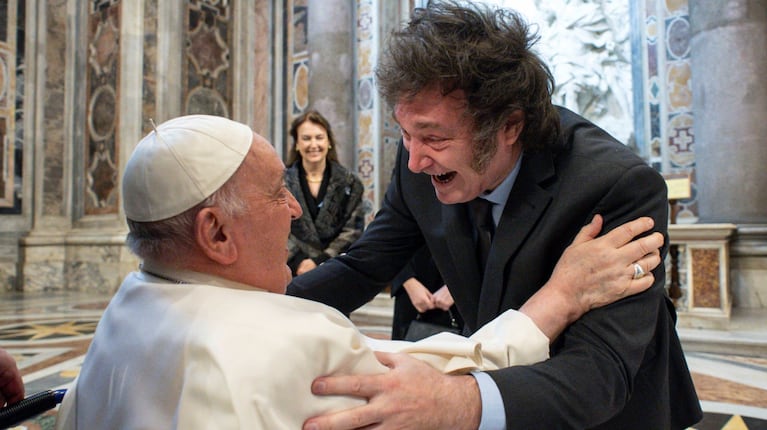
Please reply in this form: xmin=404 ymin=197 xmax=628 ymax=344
xmin=469 ymin=198 xmax=494 ymax=274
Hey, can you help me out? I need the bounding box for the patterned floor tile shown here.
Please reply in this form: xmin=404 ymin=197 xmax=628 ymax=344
xmin=0 ymin=291 xmax=764 ymax=429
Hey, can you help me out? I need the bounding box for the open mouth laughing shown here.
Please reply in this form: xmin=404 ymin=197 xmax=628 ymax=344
xmin=433 ymin=172 xmax=457 ymax=184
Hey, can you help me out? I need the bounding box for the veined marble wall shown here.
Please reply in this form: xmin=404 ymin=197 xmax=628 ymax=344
xmin=1 ymin=0 xmax=762 ymax=310
xmin=1 ymin=0 xmax=274 ymax=292
xmin=0 ymin=1 xmax=20 ymax=209
xmin=0 ymin=0 xmax=25 ymax=289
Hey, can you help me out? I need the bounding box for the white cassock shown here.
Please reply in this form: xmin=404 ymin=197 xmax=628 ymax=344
xmin=56 ymin=265 xmax=548 ymax=429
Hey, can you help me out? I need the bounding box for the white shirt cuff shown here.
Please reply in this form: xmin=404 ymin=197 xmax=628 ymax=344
xmin=471 ymin=371 xmax=506 ymax=430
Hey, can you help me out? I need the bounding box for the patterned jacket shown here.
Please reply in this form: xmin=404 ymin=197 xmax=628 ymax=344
xmin=285 ymin=161 xmax=365 ymax=263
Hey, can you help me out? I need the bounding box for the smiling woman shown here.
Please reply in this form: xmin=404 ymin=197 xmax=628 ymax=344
xmin=284 ymin=110 xmax=366 ymax=277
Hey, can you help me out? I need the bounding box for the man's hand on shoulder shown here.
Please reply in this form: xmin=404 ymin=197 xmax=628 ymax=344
xmin=522 ymin=215 xmax=664 ymax=340
xmin=303 ymin=352 xmax=481 ymax=430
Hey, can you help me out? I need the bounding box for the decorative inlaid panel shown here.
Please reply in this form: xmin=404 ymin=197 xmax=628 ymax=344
xmin=142 ymin=0 xmax=157 ymax=136
xmin=252 ymin=1 xmax=270 ymax=134
xmin=84 ymin=0 xmax=120 ymax=215
xmin=667 ymin=62 xmax=692 ymax=111
xmin=666 ymin=16 xmax=690 ymax=59
xmin=0 ymin=114 xmax=9 ymax=206
xmin=290 ymin=2 xmax=309 ymax=119
xmin=668 ymin=113 xmax=694 ymax=167
xmin=355 ymin=0 xmax=378 ymax=224
xmin=293 ymin=60 xmax=309 ymax=113
xmin=640 ymin=0 xmax=697 ymax=221
xmin=691 ymin=248 xmax=721 ymax=308
xmin=0 ymin=0 xmax=18 ymax=209
xmin=184 ymin=0 xmax=233 ymax=117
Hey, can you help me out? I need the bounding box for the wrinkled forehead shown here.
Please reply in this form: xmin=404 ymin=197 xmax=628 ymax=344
xmin=238 ymin=134 xmax=285 ymax=186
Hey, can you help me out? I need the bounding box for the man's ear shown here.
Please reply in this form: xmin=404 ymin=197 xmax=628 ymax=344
xmin=195 ymin=207 xmax=238 ymax=265
xmin=501 ymin=110 xmax=525 ymax=148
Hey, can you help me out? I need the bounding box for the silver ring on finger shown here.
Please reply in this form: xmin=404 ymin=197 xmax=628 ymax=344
xmin=632 ymin=263 xmax=646 ymax=280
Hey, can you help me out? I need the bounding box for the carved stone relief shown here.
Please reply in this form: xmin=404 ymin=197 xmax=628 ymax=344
xmin=491 ymin=0 xmax=634 ymax=146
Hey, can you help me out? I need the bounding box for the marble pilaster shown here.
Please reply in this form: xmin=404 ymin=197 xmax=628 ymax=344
xmin=252 ymin=1 xmax=272 ymax=137
xmin=19 ymin=1 xmax=142 ymax=293
xmin=0 ymin=233 xmax=21 ymax=291
xmin=307 ymin=0 xmax=355 ymax=169
xmin=690 ymin=0 xmax=767 ymax=224
xmin=38 ymin=0 xmax=69 ymax=223
xmin=354 ymin=0 xmax=404 ymax=223
xmin=689 ymin=0 xmax=767 ymax=313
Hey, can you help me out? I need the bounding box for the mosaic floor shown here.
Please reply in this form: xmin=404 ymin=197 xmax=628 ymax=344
xmin=1 ymin=290 xmax=765 ymax=430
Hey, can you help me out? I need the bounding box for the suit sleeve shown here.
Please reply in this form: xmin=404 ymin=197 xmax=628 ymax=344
xmin=390 ymin=253 xmax=420 ymax=296
xmin=487 ymin=163 xmax=671 ymax=428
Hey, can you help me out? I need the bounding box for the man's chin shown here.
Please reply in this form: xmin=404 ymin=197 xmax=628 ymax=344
xmin=434 ymin=190 xmax=471 ymax=205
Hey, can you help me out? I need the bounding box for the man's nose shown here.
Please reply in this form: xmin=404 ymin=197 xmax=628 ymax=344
xmin=288 ymin=191 xmax=302 ymax=220
xmin=407 ymin=141 xmax=431 ymax=173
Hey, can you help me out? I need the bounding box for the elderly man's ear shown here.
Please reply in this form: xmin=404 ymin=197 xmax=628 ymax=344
xmin=195 ymin=207 xmax=238 ymax=265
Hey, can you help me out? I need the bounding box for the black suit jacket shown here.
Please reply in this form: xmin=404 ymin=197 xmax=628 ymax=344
xmin=288 ymin=107 xmax=702 ymax=429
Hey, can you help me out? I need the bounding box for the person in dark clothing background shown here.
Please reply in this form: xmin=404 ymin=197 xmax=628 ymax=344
xmin=390 ymin=245 xmax=463 ymax=340
xmin=285 ymin=110 xmax=365 ymax=277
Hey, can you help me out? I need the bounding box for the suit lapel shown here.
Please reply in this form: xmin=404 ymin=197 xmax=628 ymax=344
xmin=476 ymin=152 xmax=555 ymax=327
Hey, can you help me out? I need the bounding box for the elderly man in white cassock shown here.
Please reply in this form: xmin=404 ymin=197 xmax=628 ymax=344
xmin=55 ymin=115 xmax=662 ymax=429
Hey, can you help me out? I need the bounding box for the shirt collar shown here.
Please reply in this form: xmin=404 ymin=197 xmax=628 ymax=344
xmin=479 ymin=153 xmax=523 ymax=207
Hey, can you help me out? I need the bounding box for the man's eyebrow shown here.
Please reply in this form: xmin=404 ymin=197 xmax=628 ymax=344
xmin=391 ymin=113 xmax=444 ymax=131
xmin=273 ymin=170 xmax=287 ymax=191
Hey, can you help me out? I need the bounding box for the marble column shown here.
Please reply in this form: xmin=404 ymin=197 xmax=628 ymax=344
xmin=690 ymin=0 xmax=767 ymax=223
xmin=306 ymin=0 xmax=355 ymax=169
xmin=690 ymin=0 xmax=767 ymax=308
xmin=19 ymin=0 xmax=75 ymax=292
xmin=19 ymin=1 xmax=142 ymax=293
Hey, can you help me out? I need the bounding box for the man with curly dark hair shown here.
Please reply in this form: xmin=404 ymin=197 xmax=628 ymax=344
xmin=289 ymin=1 xmax=701 ymax=429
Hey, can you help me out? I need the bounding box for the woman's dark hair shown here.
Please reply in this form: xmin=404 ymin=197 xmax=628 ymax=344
xmin=375 ymin=0 xmax=560 ymax=171
xmin=287 ymin=110 xmax=339 ymax=166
